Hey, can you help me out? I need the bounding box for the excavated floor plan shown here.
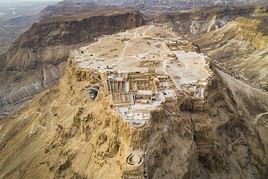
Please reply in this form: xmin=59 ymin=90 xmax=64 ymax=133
xmin=74 ymin=25 xmax=210 ymax=128
xmin=71 ymin=25 xmax=212 ymax=178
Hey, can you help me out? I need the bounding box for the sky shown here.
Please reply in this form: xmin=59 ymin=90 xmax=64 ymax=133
xmin=0 ymin=0 xmax=62 ymax=2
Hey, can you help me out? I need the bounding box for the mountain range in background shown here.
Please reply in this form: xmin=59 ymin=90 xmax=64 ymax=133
xmin=62 ymin=0 xmax=268 ymax=7
xmin=0 ymin=0 xmax=268 ymax=178
xmin=0 ymin=1 xmax=60 ymax=54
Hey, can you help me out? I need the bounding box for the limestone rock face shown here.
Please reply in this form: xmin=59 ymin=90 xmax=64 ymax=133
xmin=0 ymin=7 xmax=144 ymax=115
xmin=154 ymin=5 xmax=268 ymax=36
xmin=155 ymin=5 xmax=268 ymax=90
xmin=0 ymin=55 xmax=199 ymax=178
xmin=0 ymin=5 xmax=268 ymax=179
xmin=200 ymin=66 xmax=268 ymax=178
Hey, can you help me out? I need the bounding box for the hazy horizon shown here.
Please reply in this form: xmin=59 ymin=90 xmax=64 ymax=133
xmin=0 ymin=0 xmax=61 ymax=21
xmin=0 ymin=0 xmax=62 ymax=3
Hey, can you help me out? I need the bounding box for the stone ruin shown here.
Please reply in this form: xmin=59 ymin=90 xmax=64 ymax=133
xmin=106 ymin=69 xmax=177 ymax=129
xmin=123 ymin=151 xmax=148 ymax=179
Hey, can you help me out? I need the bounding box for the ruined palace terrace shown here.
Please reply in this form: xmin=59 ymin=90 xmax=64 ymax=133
xmin=72 ymin=25 xmax=211 ymax=129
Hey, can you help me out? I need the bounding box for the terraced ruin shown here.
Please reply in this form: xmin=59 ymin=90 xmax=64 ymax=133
xmin=74 ymin=25 xmax=210 ymax=129
xmin=70 ymin=25 xmax=211 ymax=178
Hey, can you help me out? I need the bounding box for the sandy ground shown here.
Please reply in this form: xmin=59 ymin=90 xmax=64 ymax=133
xmin=75 ymin=25 xmax=210 ymax=89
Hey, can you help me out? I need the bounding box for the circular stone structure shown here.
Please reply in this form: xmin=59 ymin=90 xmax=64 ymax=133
xmin=128 ymin=121 xmax=147 ymax=128
xmin=126 ymin=152 xmax=144 ymax=166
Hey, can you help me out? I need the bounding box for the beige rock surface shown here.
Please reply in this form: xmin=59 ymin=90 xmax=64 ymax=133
xmin=1 ymin=6 xmax=268 ymax=179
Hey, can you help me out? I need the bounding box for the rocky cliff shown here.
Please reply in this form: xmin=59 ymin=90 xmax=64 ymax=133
xmin=199 ymin=64 xmax=268 ymax=178
xmin=0 ymin=5 xmax=268 ymax=179
xmin=155 ymin=5 xmax=268 ymax=35
xmin=193 ymin=15 xmax=268 ymax=176
xmin=0 ymin=7 xmax=144 ymax=116
xmin=155 ymin=5 xmax=268 ymax=90
xmin=0 ymin=52 xmax=200 ymax=178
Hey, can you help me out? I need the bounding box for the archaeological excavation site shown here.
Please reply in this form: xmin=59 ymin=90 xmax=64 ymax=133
xmin=0 ymin=1 xmax=268 ymax=179
xmin=70 ymin=25 xmax=210 ymax=178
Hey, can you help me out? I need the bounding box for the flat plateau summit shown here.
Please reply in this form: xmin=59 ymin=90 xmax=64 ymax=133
xmin=73 ymin=25 xmax=211 ymax=128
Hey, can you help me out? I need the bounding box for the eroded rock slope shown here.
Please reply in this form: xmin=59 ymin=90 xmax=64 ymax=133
xmin=0 ymin=7 xmax=144 ymax=116
xmin=0 ymin=5 xmax=268 ymax=179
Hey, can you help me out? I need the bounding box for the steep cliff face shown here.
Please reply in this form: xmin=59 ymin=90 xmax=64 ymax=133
xmin=0 ymin=5 xmax=268 ymax=179
xmin=199 ymin=65 xmax=268 ymax=178
xmin=0 ymin=8 xmax=144 ymax=116
xmin=153 ymin=5 xmax=268 ymax=178
xmin=2 ymin=9 xmax=144 ymax=71
xmin=1 ymin=46 xmax=267 ymax=179
xmin=154 ymin=5 xmax=268 ymax=35
xmin=0 ymin=53 xmax=200 ymax=179
xmin=183 ymin=6 xmax=268 ymax=178
xmin=155 ymin=5 xmax=268 ymax=90
xmin=0 ymin=15 xmax=40 ymax=55
xmin=194 ymin=16 xmax=268 ymax=91
xmin=0 ymin=1 xmax=56 ymax=55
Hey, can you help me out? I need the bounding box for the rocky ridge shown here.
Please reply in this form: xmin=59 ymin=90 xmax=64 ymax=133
xmin=0 ymin=4 xmax=268 ymax=179
xmin=0 ymin=25 xmax=210 ymax=178
xmin=85 ymin=0 xmax=268 ymax=7
xmin=155 ymin=5 xmax=268 ymax=90
xmin=0 ymin=7 xmax=145 ymax=116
